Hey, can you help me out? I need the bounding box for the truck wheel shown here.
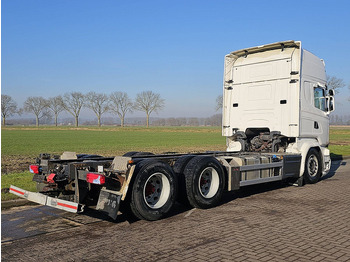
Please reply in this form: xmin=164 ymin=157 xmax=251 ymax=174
xmin=173 ymin=155 xmax=195 ymax=205
xmin=184 ymin=156 xmax=225 ymax=209
xmin=130 ymin=161 xmax=177 ymax=221
xmin=303 ymin=149 xmax=322 ymax=184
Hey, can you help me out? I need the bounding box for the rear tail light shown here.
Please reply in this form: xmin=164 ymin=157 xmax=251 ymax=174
xmin=29 ymin=165 xmax=40 ymax=174
xmin=47 ymin=173 xmax=56 ymax=183
xmin=86 ymin=173 xmax=105 ymax=185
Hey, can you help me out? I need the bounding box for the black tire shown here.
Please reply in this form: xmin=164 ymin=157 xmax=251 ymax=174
xmin=184 ymin=156 xmax=225 ymax=209
xmin=123 ymin=151 xmax=139 ymax=157
xmin=77 ymin=154 xmax=103 ymax=159
xmin=130 ymin=161 xmax=177 ymax=221
xmin=173 ymin=155 xmax=195 ymax=205
xmin=134 ymin=152 xmax=154 ymax=157
xmin=303 ymin=148 xmax=322 ymax=184
xmin=123 ymin=151 xmax=154 ymax=157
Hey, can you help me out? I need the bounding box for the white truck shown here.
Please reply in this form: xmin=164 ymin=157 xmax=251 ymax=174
xmin=10 ymin=40 xmax=335 ymax=221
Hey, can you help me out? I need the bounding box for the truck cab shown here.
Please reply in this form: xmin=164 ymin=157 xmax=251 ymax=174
xmin=222 ymin=40 xmax=334 ymax=178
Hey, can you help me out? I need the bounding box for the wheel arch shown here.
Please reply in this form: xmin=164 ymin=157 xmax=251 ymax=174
xmin=299 ymin=143 xmax=322 ymax=176
xmin=215 ymin=157 xmax=229 ymax=191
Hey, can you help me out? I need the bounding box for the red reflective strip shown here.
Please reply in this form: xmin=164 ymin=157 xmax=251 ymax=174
xmin=57 ymin=202 xmax=77 ymax=210
xmin=10 ymin=188 xmax=25 ymax=195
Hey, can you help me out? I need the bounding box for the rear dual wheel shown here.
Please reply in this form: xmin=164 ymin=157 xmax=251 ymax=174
xmin=130 ymin=156 xmax=225 ymax=220
xmin=130 ymin=161 xmax=177 ymax=221
xmin=184 ymin=156 xmax=226 ymax=209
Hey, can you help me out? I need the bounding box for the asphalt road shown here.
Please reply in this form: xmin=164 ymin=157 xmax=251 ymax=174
xmin=2 ymin=160 xmax=349 ymax=261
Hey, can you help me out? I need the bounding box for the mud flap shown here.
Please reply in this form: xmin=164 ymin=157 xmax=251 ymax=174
xmin=9 ymin=185 xmax=83 ymax=213
xmin=96 ymin=189 xmax=121 ymax=220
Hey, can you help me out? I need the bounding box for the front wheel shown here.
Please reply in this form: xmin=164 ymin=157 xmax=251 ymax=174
xmin=303 ymin=149 xmax=322 ymax=184
xmin=130 ymin=161 xmax=177 ymax=221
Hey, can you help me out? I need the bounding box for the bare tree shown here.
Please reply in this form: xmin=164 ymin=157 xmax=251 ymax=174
xmin=1 ymin=95 xmax=19 ymax=126
xmin=327 ymin=75 xmax=345 ymax=94
xmin=216 ymin=95 xmax=223 ymax=111
xmin=47 ymin=96 xmax=64 ymax=126
xmin=63 ymin=92 xmax=85 ymax=127
xmin=134 ymin=91 xmax=165 ymax=128
xmin=23 ymin=96 xmax=51 ymax=127
xmin=109 ymin=92 xmax=133 ymax=127
xmin=86 ymin=92 xmax=109 ymax=127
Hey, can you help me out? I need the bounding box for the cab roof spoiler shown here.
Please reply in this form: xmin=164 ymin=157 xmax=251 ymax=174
xmin=228 ymin=40 xmax=301 ymax=58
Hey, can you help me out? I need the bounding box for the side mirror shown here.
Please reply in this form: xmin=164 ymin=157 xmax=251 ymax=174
xmin=327 ymin=96 xmax=335 ymax=113
xmin=328 ymin=89 xmax=335 ymax=96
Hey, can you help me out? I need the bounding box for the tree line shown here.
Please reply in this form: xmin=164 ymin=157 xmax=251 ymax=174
xmin=330 ymin=114 xmax=350 ymax=125
xmin=1 ymin=91 xmax=164 ymax=128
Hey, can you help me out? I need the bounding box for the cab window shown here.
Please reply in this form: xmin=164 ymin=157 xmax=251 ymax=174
xmin=314 ymin=86 xmax=326 ymax=111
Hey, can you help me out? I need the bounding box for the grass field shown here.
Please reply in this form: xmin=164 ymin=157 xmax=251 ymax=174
xmin=1 ymin=126 xmax=226 ymax=157
xmin=1 ymin=125 xmax=349 ymax=200
xmin=329 ymin=126 xmax=350 ymax=157
xmin=1 ymin=126 xmax=226 ymax=175
xmin=1 ymin=172 xmax=37 ymax=201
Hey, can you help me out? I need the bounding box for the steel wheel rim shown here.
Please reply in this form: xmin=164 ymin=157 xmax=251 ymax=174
xmin=143 ymin=173 xmax=171 ymax=209
xmin=307 ymin=154 xmax=319 ymax=177
xmin=198 ymin=167 xmax=220 ymax=198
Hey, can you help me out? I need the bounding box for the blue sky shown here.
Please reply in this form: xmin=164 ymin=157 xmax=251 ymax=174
xmin=2 ymin=0 xmax=350 ymax=118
